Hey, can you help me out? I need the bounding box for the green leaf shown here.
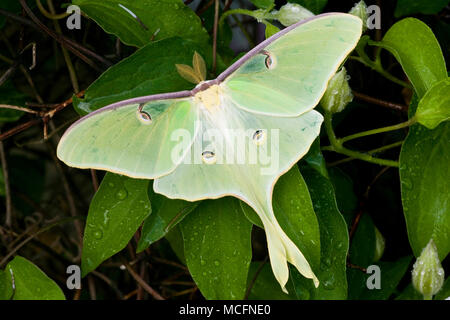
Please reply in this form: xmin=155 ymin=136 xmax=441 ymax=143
xmin=251 ymin=0 xmax=275 ymax=10
xmin=5 ymin=256 xmax=65 ymax=300
xmin=242 ymin=166 xmax=321 ymax=271
xmin=288 ymin=0 xmax=328 ymax=14
xmin=375 ymin=18 xmax=447 ymax=99
xmin=82 ymin=173 xmax=151 ymax=276
xmin=400 ymin=121 xmax=450 ymax=261
xmin=165 ymin=225 xmax=186 ymax=265
xmin=360 ymin=256 xmax=413 ymax=300
xmin=328 ymin=167 xmax=358 ymax=225
xmin=246 ymin=262 xmax=294 ymax=300
xmin=415 ymin=78 xmax=450 ymax=129
xmin=347 ymin=213 xmax=376 ymax=300
xmin=72 ymin=0 xmax=208 ymax=48
xmin=264 ymin=22 xmax=280 ymax=39
xmin=137 ymin=189 xmax=198 ymax=252
xmin=298 ymin=166 xmax=349 ymax=299
xmin=435 ymin=277 xmax=450 ymax=300
xmin=180 ymin=197 xmax=252 ymax=300
xmin=395 ymin=284 xmax=423 ymax=300
xmin=73 ymin=38 xmax=209 ymax=115
xmin=394 ymin=0 xmax=450 ymax=17
xmin=302 ymin=138 xmax=328 ymax=179
xmin=0 ymin=81 xmax=27 ymax=123
xmin=0 ymin=270 xmax=13 ymax=300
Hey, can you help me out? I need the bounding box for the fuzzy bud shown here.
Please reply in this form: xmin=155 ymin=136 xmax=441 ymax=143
xmin=271 ymin=3 xmax=314 ymax=27
xmin=320 ymin=67 xmax=353 ymax=114
xmin=349 ymin=1 xmax=368 ymax=32
xmin=412 ymin=239 xmax=445 ymax=300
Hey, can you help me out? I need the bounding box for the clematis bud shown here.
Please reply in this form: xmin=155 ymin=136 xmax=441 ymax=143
xmin=271 ymin=3 xmax=314 ymax=27
xmin=373 ymin=227 xmax=386 ymax=262
xmin=320 ymin=67 xmax=353 ymax=114
xmin=412 ymin=239 xmax=445 ymax=300
xmin=349 ymin=1 xmax=368 ymax=32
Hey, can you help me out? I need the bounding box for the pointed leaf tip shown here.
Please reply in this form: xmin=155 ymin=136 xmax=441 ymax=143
xmin=192 ymin=51 xmax=207 ymax=82
xmin=175 ymin=64 xmax=202 ymax=84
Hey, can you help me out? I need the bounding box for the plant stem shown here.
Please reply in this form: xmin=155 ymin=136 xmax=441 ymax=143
xmin=327 ymin=141 xmax=404 ymax=167
xmin=323 ymin=112 xmax=399 ymax=167
xmin=36 ymin=0 xmax=69 ymax=20
xmin=349 ymin=55 xmax=412 ymax=89
xmin=219 ymin=8 xmax=256 ymax=28
xmin=339 ymin=117 xmax=416 ymax=144
xmin=47 ymin=0 xmax=80 ymax=93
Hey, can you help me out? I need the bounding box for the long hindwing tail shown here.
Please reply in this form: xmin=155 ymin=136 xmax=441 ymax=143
xmin=154 ymin=96 xmax=323 ymax=290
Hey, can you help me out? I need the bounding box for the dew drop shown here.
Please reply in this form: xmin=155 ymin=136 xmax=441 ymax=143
xmin=323 ymin=276 xmax=336 ymax=290
xmin=116 ymin=188 xmax=128 ymax=200
xmin=201 ymin=260 xmax=206 ymax=266
xmin=214 ymin=260 xmax=220 ymax=266
xmin=202 ymin=151 xmax=216 ymax=164
xmin=93 ymin=229 xmax=103 ymax=239
xmin=252 ymin=129 xmax=266 ymax=145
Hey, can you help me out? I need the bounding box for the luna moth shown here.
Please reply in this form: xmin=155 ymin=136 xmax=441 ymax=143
xmin=57 ymin=13 xmax=362 ymax=293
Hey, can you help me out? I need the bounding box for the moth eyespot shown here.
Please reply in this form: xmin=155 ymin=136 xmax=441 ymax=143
xmin=252 ymin=129 xmax=266 ymax=145
xmin=201 ymin=151 xmax=216 ymax=164
xmin=261 ymin=50 xmax=275 ymax=69
xmin=265 ymin=56 xmax=273 ymax=69
xmin=136 ymin=109 xmax=152 ymax=124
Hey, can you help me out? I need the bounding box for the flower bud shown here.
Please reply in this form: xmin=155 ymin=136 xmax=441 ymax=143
xmin=349 ymin=1 xmax=368 ymax=32
xmin=271 ymin=3 xmax=314 ymax=27
xmin=412 ymin=239 xmax=445 ymax=300
xmin=320 ymin=67 xmax=353 ymax=114
xmin=373 ymin=227 xmax=385 ymax=262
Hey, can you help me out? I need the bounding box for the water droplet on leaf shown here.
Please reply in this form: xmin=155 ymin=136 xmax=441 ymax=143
xmin=93 ymin=230 xmax=103 ymax=239
xmin=116 ymin=188 xmax=128 ymax=200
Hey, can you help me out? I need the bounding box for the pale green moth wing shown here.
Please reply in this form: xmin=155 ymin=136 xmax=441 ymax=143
xmin=57 ymin=96 xmax=198 ymax=179
xmin=56 ymin=13 xmax=363 ymax=292
xmin=154 ymin=93 xmax=323 ymax=292
xmin=220 ymin=13 xmax=362 ymax=116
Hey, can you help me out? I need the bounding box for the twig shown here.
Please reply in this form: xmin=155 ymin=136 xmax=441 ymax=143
xmin=90 ymin=170 xmax=99 ymax=191
xmin=0 ymin=104 xmax=39 ymax=114
xmin=353 ymin=90 xmax=407 ymax=113
xmin=19 ymin=0 xmax=109 ymax=71
xmin=36 ymin=0 xmax=69 ymax=20
xmin=347 ymin=263 xmax=367 ymax=273
xmin=223 ymin=0 xmax=234 ymax=12
xmin=123 ymin=261 xmax=165 ymax=300
xmin=0 ymin=118 xmax=42 ymax=141
xmin=48 ymin=142 xmax=83 ymax=245
xmin=0 ymin=216 xmax=84 ymax=267
xmin=47 ymin=0 xmax=80 ymax=93
xmin=0 ymin=61 xmax=19 ymax=86
xmin=197 ymin=0 xmax=214 ymax=15
xmin=0 ymin=137 xmax=12 ymax=227
xmin=0 ymin=91 xmax=84 ymax=142
xmin=87 ymin=275 xmax=97 ymax=300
